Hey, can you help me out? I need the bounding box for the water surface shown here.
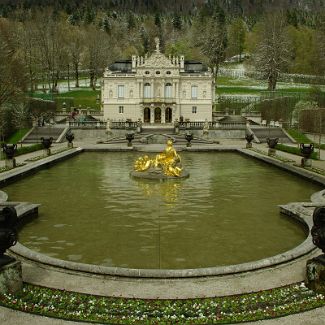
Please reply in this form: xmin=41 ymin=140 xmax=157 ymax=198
xmin=3 ymin=152 xmax=321 ymax=269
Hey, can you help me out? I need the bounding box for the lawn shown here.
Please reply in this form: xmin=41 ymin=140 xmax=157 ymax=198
xmin=6 ymin=128 xmax=31 ymax=144
xmin=56 ymin=90 xmax=100 ymax=110
xmin=31 ymin=89 xmax=101 ymax=111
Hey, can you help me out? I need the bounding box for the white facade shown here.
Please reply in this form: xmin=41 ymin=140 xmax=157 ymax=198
xmin=102 ymin=44 xmax=214 ymax=124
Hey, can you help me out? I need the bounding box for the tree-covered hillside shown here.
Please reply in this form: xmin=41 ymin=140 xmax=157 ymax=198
xmin=0 ymin=0 xmax=325 ymax=15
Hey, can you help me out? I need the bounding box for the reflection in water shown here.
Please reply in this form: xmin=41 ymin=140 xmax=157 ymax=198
xmin=135 ymin=179 xmax=183 ymax=205
xmin=2 ymin=152 xmax=322 ymax=269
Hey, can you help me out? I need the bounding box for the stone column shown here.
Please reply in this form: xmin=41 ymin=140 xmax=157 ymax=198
xmin=161 ymin=106 xmax=165 ymax=124
xmin=150 ymin=105 xmax=154 ymax=124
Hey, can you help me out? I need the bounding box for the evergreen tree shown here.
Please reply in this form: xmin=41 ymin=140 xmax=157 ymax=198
xmin=172 ymin=13 xmax=182 ymax=30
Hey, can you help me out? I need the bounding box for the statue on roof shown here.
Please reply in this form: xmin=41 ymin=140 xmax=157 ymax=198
xmin=154 ymin=37 xmax=160 ymax=53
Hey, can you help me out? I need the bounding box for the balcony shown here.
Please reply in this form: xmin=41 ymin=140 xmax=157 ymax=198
xmin=141 ymin=97 xmax=176 ymax=105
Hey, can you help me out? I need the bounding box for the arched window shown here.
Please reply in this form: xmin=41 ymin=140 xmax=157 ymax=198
xmin=164 ymin=83 xmax=172 ymax=98
xmin=144 ymin=83 xmax=151 ymax=98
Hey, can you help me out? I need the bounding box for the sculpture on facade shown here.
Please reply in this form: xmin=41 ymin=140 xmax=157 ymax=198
xmin=132 ymin=139 xmax=188 ymax=179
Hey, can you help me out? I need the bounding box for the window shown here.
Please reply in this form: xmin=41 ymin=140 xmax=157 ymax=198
xmin=192 ymin=106 xmax=197 ymax=114
xmin=191 ymin=86 xmax=198 ymax=99
xmin=118 ymin=85 xmax=124 ymax=98
xmin=166 ymin=71 xmax=171 ymax=75
xmin=119 ymin=106 xmax=124 ymax=113
xmin=164 ymin=83 xmax=172 ymax=98
xmin=156 ymin=71 xmax=160 ymax=75
xmin=144 ymin=83 xmax=151 ymax=98
xmin=145 ymin=71 xmax=150 ymax=75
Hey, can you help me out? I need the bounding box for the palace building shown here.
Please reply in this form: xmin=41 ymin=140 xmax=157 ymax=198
xmin=101 ymin=39 xmax=214 ymax=124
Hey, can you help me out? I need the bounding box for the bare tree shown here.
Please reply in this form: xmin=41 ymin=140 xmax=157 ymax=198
xmin=194 ymin=4 xmax=227 ymax=78
xmin=0 ymin=18 xmax=27 ymax=108
xmin=253 ymin=12 xmax=290 ymax=91
xmin=66 ymin=26 xmax=85 ymax=88
xmin=83 ymin=26 xmax=111 ymax=90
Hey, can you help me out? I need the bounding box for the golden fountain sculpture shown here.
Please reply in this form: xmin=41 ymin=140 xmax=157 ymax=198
xmin=132 ymin=139 xmax=189 ymax=179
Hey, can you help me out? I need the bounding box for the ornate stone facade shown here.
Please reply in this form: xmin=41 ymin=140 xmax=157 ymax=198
xmin=101 ymin=40 xmax=214 ymax=124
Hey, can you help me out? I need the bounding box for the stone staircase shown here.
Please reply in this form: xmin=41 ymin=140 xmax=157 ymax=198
xmin=22 ymin=126 xmax=66 ymax=143
xmin=251 ymin=127 xmax=293 ymax=143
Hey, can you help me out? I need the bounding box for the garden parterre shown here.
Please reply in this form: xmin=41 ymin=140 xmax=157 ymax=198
xmin=0 ymin=282 xmax=324 ymax=324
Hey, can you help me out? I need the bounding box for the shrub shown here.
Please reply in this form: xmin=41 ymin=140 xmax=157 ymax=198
xmin=275 ymin=143 xmax=318 ymax=159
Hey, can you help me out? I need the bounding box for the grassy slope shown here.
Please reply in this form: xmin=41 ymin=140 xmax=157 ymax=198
xmin=6 ymin=128 xmax=31 ymax=143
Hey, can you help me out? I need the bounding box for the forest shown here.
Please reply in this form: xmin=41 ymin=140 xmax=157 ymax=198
xmin=0 ymin=0 xmax=324 ymax=137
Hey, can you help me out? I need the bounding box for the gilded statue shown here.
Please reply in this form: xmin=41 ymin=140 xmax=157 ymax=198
xmin=134 ymin=139 xmax=183 ymax=177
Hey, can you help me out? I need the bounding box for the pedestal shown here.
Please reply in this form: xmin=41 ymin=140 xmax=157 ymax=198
xmin=44 ymin=149 xmax=51 ymax=156
xmin=0 ymin=259 xmax=22 ymax=295
xmin=246 ymin=143 xmax=252 ymax=149
xmin=301 ymin=158 xmax=312 ymax=167
xmin=203 ymin=132 xmax=209 ymax=140
xmin=5 ymin=159 xmax=16 ymax=169
xmin=268 ymin=148 xmax=276 ymax=156
xmin=68 ymin=142 xmax=73 ymax=148
xmin=306 ymin=256 xmax=325 ymax=293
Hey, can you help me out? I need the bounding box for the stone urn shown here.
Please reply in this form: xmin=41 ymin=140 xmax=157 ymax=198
xmin=41 ymin=137 xmax=53 ymax=156
xmin=65 ymin=132 xmax=74 ymax=148
xmin=300 ymin=143 xmax=314 ymax=167
xmin=306 ymin=207 xmax=325 ymax=293
xmin=2 ymin=144 xmax=17 ymax=169
xmin=266 ymin=137 xmax=278 ymax=156
xmin=185 ymin=132 xmax=193 ymax=147
xmin=245 ymin=134 xmax=254 ymax=149
xmin=0 ymin=207 xmax=18 ymax=266
xmin=126 ymin=132 xmax=134 ymax=147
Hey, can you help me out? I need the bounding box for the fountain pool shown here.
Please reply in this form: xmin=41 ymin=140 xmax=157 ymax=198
xmin=3 ymin=151 xmax=321 ymax=270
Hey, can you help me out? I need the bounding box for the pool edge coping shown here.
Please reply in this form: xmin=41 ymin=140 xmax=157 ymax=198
xmin=2 ymin=145 xmax=323 ymax=278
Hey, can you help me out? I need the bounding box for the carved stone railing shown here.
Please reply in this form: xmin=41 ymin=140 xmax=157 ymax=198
xmin=68 ymin=121 xmax=106 ymax=128
xmin=110 ymin=121 xmax=137 ymax=130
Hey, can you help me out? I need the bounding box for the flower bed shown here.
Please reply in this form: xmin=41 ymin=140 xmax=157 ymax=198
xmin=0 ymin=282 xmax=324 ymax=324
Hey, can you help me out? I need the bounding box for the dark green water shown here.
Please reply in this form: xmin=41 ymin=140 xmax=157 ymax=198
xmin=3 ymin=152 xmax=321 ymax=269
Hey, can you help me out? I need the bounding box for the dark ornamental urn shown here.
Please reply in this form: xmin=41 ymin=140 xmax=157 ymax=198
xmin=300 ymin=143 xmax=314 ymax=167
xmin=245 ymin=134 xmax=254 ymax=148
xmin=65 ymin=132 xmax=74 ymax=148
xmin=126 ymin=132 xmax=134 ymax=147
xmin=185 ymin=132 xmax=193 ymax=147
xmin=306 ymin=207 xmax=325 ymax=293
xmin=2 ymin=144 xmax=17 ymax=169
xmin=0 ymin=207 xmax=18 ymax=267
xmin=266 ymin=137 xmax=279 ymax=156
xmin=41 ymin=137 xmax=53 ymax=156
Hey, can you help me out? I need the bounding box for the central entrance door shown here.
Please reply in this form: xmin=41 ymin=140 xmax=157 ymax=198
xmin=154 ymin=107 xmax=161 ymax=123
xmin=144 ymin=107 xmax=150 ymax=123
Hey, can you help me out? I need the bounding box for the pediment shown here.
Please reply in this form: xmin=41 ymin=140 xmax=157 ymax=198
xmin=141 ymin=53 xmax=177 ymax=69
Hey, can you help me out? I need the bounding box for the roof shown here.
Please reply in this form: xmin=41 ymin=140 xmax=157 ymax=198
xmin=108 ymin=57 xmax=208 ymax=73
